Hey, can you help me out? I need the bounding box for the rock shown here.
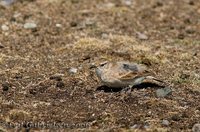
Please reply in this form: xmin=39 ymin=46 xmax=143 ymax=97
xmin=0 ymin=0 xmax=16 ymax=6
xmin=24 ymin=22 xmax=37 ymax=29
xmin=192 ymin=123 xmax=200 ymax=132
xmin=68 ymin=67 xmax=78 ymax=74
xmin=124 ymin=0 xmax=132 ymax=6
xmin=156 ymin=87 xmax=172 ymax=97
xmin=101 ymin=33 xmax=109 ymax=39
xmin=1 ymin=24 xmax=9 ymax=31
xmin=136 ymin=32 xmax=148 ymax=40
xmin=130 ymin=124 xmax=138 ymax=129
xmin=56 ymin=23 xmax=62 ymax=28
xmin=144 ymin=124 xmax=150 ymax=129
xmin=161 ymin=119 xmax=170 ymax=126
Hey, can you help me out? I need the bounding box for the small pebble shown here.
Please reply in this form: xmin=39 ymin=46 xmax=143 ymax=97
xmin=24 ymin=22 xmax=37 ymax=29
xmin=144 ymin=125 xmax=150 ymax=129
xmin=124 ymin=0 xmax=132 ymax=6
xmin=192 ymin=123 xmax=200 ymax=132
xmin=68 ymin=67 xmax=78 ymax=74
xmin=101 ymin=33 xmax=109 ymax=39
xmin=136 ymin=32 xmax=148 ymax=40
xmin=56 ymin=23 xmax=62 ymax=28
xmin=130 ymin=124 xmax=138 ymax=129
xmin=162 ymin=119 xmax=170 ymax=126
xmin=1 ymin=24 xmax=9 ymax=31
xmin=0 ymin=0 xmax=16 ymax=6
xmin=156 ymin=87 xmax=172 ymax=97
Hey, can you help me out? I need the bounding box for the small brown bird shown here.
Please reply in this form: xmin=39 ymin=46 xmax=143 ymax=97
xmin=96 ymin=61 xmax=164 ymax=88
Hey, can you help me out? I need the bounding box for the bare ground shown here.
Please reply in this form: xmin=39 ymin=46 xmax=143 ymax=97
xmin=0 ymin=0 xmax=200 ymax=131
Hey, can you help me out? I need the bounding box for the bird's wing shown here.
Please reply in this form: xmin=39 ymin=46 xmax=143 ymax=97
xmin=122 ymin=63 xmax=147 ymax=72
xmin=119 ymin=69 xmax=150 ymax=81
xmin=119 ymin=71 xmax=139 ymax=81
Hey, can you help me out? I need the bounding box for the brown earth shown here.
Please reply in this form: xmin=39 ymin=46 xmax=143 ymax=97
xmin=0 ymin=0 xmax=200 ymax=131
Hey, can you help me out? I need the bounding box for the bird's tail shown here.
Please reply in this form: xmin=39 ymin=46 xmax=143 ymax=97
xmin=144 ymin=76 xmax=167 ymax=87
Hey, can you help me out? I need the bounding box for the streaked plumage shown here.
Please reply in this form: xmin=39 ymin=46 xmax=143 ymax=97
xmin=96 ymin=61 xmax=163 ymax=88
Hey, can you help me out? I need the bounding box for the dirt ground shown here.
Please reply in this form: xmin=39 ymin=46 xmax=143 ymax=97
xmin=0 ymin=0 xmax=200 ymax=131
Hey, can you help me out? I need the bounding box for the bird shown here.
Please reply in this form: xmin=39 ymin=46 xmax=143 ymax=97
xmin=95 ymin=61 xmax=164 ymax=88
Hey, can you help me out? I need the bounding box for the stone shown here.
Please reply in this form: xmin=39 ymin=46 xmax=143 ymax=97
xmin=68 ymin=67 xmax=78 ymax=74
xmin=0 ymin=0 xmax=16 ymax=6
xmin=144 ymin=124 xmax=150 ymax=129
xmin=124 ymin=0 xmax=132 ymax=6
xmin=1 ymin=24 xmax=9 ymax=31
xmin=101 ymin=33 xmax=109 ymax=39
xmin=161 ymin=119 xmax=170 ymax=126
xmin=56 ymin=23 xmax=62 ymax=28
xmin=192 ymin=123 xmax=200 ymax=132
xmin=24 ymin=22 xmax=37 ymax=29
xmin=136 ymin=32 xmax=148 ymax=40
xmin=130 ymin=124 xmax=138 ymax=129
xmin=156 ymin=87 xmax=172 ymax=97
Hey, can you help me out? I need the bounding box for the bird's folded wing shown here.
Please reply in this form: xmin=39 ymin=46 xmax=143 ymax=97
xmin=119 ymin=70 xmax=151 ymax=81
xmin=119 ymin=71 xmax=139 ymax=81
